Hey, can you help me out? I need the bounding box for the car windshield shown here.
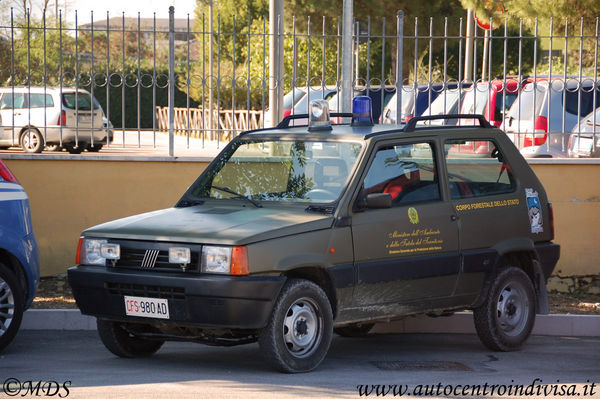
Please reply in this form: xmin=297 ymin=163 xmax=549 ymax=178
xmin=424 ymin=89 xmax=462 ymax=115
xmin=187 ymin=139 xmax=363 ymax=204
xmin=461 ymin=85 xmax=490 ymax=114
xmin=283 ymin=89 xmax=306 ymax=110
xmin=507 ymin=84 xmax=545 ymax=121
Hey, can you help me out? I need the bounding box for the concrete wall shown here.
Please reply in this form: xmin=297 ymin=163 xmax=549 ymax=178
xmin=4 ymin=157 xmax=209 ymax=276
xmin=3 ymin=157 xmax=599 ymax=292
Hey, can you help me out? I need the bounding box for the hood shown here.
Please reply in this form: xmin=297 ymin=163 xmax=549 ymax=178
xmin=83 ymin=204 xmax=334 ymax=245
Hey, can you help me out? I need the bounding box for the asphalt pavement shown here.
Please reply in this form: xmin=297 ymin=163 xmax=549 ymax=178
xmin=1 ymin=331 xmax=598 ymax=398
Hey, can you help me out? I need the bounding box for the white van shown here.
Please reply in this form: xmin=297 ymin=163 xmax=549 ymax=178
xmin=0 ymin=87 xmax=111 ymax=153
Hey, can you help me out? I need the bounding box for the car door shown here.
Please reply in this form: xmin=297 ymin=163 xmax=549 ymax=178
xmin=0 ymin=92 xmax=27 ymax=145
xmin=350 ymin=140 xmax=460 ymax=314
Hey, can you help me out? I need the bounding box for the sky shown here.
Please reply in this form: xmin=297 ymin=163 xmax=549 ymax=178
xmin=11 ymin=0 xmax=198 ymax=25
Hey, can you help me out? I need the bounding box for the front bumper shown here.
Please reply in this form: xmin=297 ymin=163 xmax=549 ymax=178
xmin=68 ymin=265 xmax=285 ymax=329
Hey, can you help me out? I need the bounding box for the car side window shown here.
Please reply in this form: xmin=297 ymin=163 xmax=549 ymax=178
xmin=28 ymin=94 xmax=54 ymax=108
xmin=0 ymin=93 xmax=25 ymax=109
xmin=362 ymin=142 xmax=440 ymax=206
xmin=444 ymin=139 xmax=516 ymax=199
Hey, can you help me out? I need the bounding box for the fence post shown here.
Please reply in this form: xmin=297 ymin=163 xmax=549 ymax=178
xmin=396 ymin=10 xmax=403 ymax=124
xmin=168 ymin=6 xmax=175 ymax=156
xmin=341 ymin=0 xmax=353 ymax=114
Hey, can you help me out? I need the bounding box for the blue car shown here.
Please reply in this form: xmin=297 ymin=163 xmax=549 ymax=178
xmin=0 ymin=158 xmax=40 ymax=351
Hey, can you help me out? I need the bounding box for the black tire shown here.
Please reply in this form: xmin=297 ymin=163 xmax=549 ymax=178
xmin=473 ymin=267 xmax=536 ymax=351
xmin=65 ymin=145 xmax=84 ymax=154
xmin=0 ymin=263 xmax=25 ymax=352
xmin=86 ymin=143 xmax=103 ymax=152
xmin=334 ymin=322 xmax=375 ymax=337
xmin=258 ymin=279 xmax=333 ymax=373
xmin=45 ymin=144 xmax=62 ymax=152
xmin=20 ymin=128 xmax=44 ymax=153
xmin=96 ymin=319 xmax=164 ymax=358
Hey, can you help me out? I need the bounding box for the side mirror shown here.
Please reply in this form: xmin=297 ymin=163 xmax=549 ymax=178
xmin=365 ymin=193 xmax=392 ymax=209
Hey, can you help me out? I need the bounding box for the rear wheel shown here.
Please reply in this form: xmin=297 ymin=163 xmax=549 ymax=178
xmin=473 ymin=267 xmax=536 ymax=351
xmin=96 ymin=319 xmax=164 ymax=358
xmin=258 ymin=279 xmax=333 ymax=373
xmin=45 ymin=144 xmax=62 ymax=152
xmin=20 ymin=129 xmax=44 ymax=153
xmin=0 ymin=263 xmax=24 ymax=352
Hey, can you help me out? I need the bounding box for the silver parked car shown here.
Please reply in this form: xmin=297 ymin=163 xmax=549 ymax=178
xmin=264 ymin=86 xmax=338 ymax=127
xmin=568 ymin=106 xmax=600 ymax=157
xmin=502 ymin=78 xmax=600 ymax=158
xmin=0 ymin=87 xmax=111 ymax=154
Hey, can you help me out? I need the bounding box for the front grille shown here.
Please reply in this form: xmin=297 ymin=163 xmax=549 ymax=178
xmin=106 ymin=282 xmax=185 ymax=300
xmin=108 ymin=240 xmax=202 ymax=273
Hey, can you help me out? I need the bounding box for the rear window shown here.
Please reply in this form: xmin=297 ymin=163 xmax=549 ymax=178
xmin=62 ymin=93 xmax=101 ymax=110
xmin=564 ymin=88 xmax=600 ymax=117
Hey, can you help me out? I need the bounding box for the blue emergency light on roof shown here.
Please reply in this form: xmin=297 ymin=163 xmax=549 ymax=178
xmin=308 ymin=99 xmax=332 ymax=131
xmin=351 ymin=96 xmax=374 ymax=126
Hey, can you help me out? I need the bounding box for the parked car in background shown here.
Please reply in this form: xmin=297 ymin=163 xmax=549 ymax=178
xmin=264 ymin=86 xmax=338 ymax=127
xmin=0 ymin=87 xmax=111 ymax=154
xmin=568 ymin=106 xmax=600 ymax=158
xmin=502 ymin=78 xmax=600 ymax=157
xmin=0 ymin=158 xmax=39 ymax=352
xmin=381 ymin=83 xmax=459 ymax=124
xmin=328 ymin=85 xmax=396 ymax=123
xmin=417 ymin=83 xmax=473 ymax=125
xmin=458 ymin=78 xmax=530 ymax=127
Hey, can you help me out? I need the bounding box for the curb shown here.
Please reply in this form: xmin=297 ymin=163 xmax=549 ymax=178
xmin=22 ymin=310 xmax=600 ymax=337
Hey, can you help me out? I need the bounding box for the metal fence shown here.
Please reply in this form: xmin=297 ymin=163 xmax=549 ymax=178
xmin=0 ymin=8 xmax=598 ymax=157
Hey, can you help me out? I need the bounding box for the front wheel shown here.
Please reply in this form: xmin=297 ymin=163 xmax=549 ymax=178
xmin=473 ymin=267 xmax=536 ymax=351
xmin=258 ymin=279 xmax=333 ymax=373
xmin=20 ymin=129 xmax=44 ymax=153
xmin=96 ymin=319 xmax=164 ymax=358
xmin=0 ymin=263 xmax=24 ymax=352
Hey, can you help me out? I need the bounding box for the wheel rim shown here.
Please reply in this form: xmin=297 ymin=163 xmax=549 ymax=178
xmin=496 ymin=280 xmax=529 ymax=336
xmin=22 ymin=132 xmax=40 ymax=151
xmin=0 ymin=278 xmax=15 ymax=336
xmin=282 ymin=297 xmax=322 ymax=358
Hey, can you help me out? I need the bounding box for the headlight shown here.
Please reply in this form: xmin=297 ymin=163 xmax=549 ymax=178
xmin=201 ymin=246 xmax=232 ymax=274
xmin=77 ymin=237 xmax=120 ymax=266
xmin=201 ymin=245 xmax=249 ymax=275
xmin=169 ymin=247 xmax=191 ymax=265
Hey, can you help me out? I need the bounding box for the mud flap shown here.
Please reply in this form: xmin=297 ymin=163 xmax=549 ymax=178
xmin=533 ymin=259 xmax=549 ymax=314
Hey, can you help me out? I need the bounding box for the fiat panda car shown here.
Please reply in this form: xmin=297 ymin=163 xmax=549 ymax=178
xmin=68 ymin=97 xmax=560 ymax=373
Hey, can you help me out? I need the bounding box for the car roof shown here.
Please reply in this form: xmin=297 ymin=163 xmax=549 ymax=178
xmin=0 ymin=87 xmax=89 ymax=94
xmin=241 ymin=120 xmax=499 ymax=142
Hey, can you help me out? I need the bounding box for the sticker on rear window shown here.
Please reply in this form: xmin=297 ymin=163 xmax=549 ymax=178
xmin=526 ymin=188 xmax=543 ymax=234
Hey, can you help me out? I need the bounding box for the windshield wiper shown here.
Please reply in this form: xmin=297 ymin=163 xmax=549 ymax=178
xmin=305 ymin=204 xmax=335 ymax=214
xmin=211 ymin=185 xmax=263 ymax=208
xmin=176 ymin=197 xmax=205 ymax=207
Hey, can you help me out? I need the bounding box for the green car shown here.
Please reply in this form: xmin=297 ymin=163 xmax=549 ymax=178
xmin=68 ymin=97 xmax=559 ymax=373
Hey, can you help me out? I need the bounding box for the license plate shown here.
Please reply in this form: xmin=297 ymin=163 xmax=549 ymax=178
xmin=124 ymin=296 xmax=170 ymax=319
